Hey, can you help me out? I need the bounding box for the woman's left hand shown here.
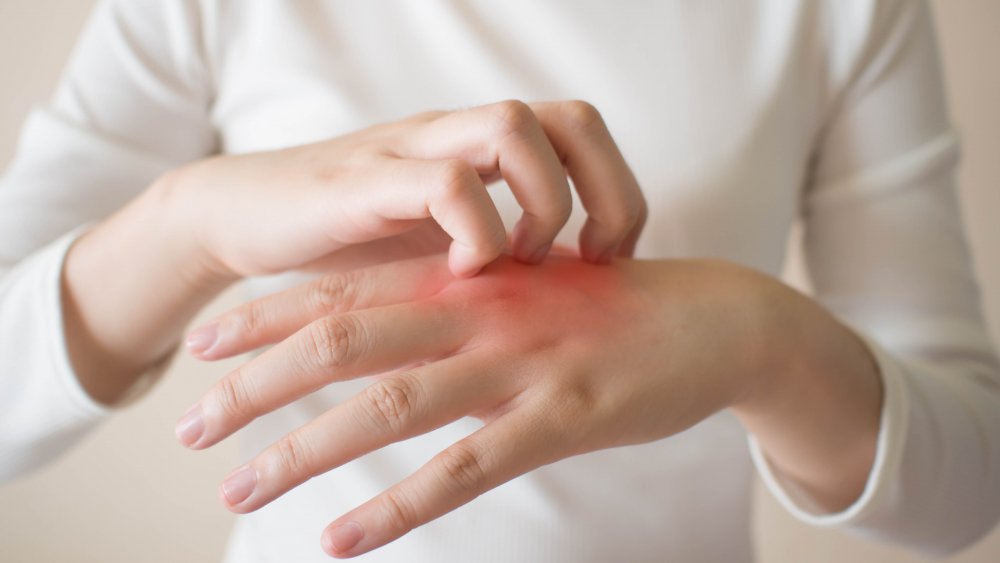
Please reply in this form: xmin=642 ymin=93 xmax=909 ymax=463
xmin=175 ymin=253 xmax=878 ymax=558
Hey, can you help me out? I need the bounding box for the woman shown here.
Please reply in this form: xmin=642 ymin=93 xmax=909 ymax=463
xmin=1 ymin=0 xmax=997 ymax=561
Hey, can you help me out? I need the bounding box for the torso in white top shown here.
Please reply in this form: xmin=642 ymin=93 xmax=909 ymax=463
xmin=2 ymin=1 xmax=998 ymax=561
xmin=221 ymin=3 xmax=827 ymax=561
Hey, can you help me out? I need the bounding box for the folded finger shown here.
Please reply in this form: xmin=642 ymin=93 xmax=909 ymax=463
xmin=530 ymin=101 xmax=647 ymax=262
xmin=395 ymin=100 xmax=573 ymax=265
xmin=358 ymin=156 xmax=508 ymax=277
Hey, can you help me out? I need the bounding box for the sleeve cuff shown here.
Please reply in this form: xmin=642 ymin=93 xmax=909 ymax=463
xmin=0 ymin=227 xmax=177 ymax=481
xmin=748 ymin=332 xmax=910 ymax=527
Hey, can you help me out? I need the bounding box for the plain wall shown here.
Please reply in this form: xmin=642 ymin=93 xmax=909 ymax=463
xmin=0 ymin=1 xmax=997 ymax=561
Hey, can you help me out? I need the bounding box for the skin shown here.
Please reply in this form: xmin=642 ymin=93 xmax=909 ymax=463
xmin=56 ymin=97 xmax=881 ymax=558
xmin=179 ymin=254 xmax=881 ymax=558
xmin=61 ymin=100 xmax=646 ymax=404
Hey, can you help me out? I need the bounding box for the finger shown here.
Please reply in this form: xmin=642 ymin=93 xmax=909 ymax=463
xmin=176 ymin=300 xmax=463 ymax=449
xmin=354 ymin=156 xmax=507 ymax=277
xmin=217 ymin=353 xmax=511 ymax=513
xmin=615 ymin=199 xmax=647 ymax=258
xmin=320 ymin=406 xmax=558 ymax=558
xmin=187 ymin=254 xmax=452 ymax=361
xmin=530 ymin=101 xmax=647 ymax=262
xmin=394 ymin=100 xmax=574 ymax=265
xmin=297 ymin=220 xmax=452 ymax=275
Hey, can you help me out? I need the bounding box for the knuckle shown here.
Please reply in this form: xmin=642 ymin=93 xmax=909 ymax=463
xmin=379 ymin=490 xmax=417 ymax=535
xmin=545 ymin=380 xmax=597 ymax=433
xmin=215 ymin=372 xmax=257 ymax=420
xmin=596 ymin=202 xmax=642 ymax=234
xmin=312 ymin=271 xmax=359 ymax=314
xmin=436 ymin=443 xmax=488 ymax=496
xmin=552 ymin=193 xmax=574 ymax=223
xmin=361 ymin=375 xmax=421 ymax=434
xmin=559 ymin=100 xmax=604 ymax=132
xmin=236 ymin=301 xmax=268 ymax=341
xmin=272 ymin=432 xmax=317 ymax=478
xmin=531 ymin=193 xmax=573 ymax=233
xmin=435 ymin=159 xmax=479 ymax=202
xmin=588 ymin=187 xmax=644 ymax=235
xmin=561 ymin=380 xmax=598 ymax=412
xmin=303 ymin=315 xmax=366 ymax=370
xmin=488 ymin=99 xmax=536 ymax=138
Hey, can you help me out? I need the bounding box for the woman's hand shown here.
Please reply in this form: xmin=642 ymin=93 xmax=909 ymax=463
xmin=174 ymin=253 xmax=876 ymax=558
xmin=62 ymin=99 xmax=644 ymax=403
xmin=161 ymin=100 xmax=646 ymax=281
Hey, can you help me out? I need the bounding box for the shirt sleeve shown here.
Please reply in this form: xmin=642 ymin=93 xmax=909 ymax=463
xmin=749 ymin=0 xmax=1000 ymax=556
xmin=0 ymin=0 xmax=217 ymax=482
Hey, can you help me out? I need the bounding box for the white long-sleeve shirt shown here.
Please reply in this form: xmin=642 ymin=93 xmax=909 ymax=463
xmin=1 ymin=1 xmax=998 ymax=561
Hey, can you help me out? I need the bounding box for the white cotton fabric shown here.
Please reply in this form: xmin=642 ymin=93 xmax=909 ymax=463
xmin=1 ymin=1 xmax=998 ymax=561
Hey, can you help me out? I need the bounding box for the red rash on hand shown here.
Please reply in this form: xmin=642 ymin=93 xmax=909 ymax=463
xmin=427 ymin=255 xmax=642 ymax=353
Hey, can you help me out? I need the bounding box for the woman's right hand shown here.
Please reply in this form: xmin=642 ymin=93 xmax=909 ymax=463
xmin=60 ymin=100 xmax=644 ymax=404
xmin=160 ymin=100 xmax=646 ymax=281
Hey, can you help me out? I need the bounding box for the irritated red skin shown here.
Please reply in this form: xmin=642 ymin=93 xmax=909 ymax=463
xmin=365 ymin=252 xmax=635 ymax=387
xmin=192 ymin=246 xmax=880 ymax=557
xmin=426 ymin=254 xmax=645 ymax=357
xmin=443 ymin=253 xmax=623 ymax=304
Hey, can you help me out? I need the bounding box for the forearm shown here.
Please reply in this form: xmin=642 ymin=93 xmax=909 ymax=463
xmin=731 ymin=281 xmax=883 ymax=512
xmin=62 ymin=172 xmax=234 ymax=405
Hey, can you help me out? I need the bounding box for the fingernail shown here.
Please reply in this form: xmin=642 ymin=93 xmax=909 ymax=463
xmin=175 ymin=405 xmax=205 ymax=447
xmin=221 ymin=466 xmax=257 ymax=506
xmin=186 ymin=322 xmax=218 ymax=356
xmin=325 ymin=521 xmax=364 ymax=554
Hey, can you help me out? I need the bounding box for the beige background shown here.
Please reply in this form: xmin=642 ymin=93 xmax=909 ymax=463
xmin=0 ymin=1 xmax=997 ymax=561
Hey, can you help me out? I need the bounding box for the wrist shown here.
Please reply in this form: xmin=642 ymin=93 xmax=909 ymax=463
xmin=728 ymin=276 xmax=882 ymax=510
xmin=147 ymin=162 xmax=241 ymax=288
xmin=62 ymin=176 xmax=236 ymax=404
xmin=726 ymin=273 xmax=806 ymax=412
